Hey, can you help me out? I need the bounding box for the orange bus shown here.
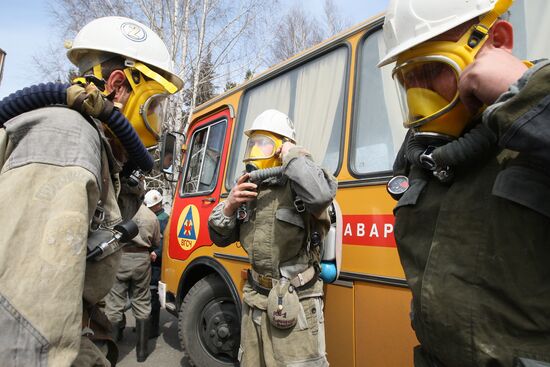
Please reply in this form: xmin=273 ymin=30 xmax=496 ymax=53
xmin=159 ymin=3 xmax=547 ymax=365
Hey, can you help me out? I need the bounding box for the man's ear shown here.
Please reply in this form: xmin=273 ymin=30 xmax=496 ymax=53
xmin=106 ymin=70 xmax=131 ymax=104
xmin=489 ymin=20 xmax=514 ymax=51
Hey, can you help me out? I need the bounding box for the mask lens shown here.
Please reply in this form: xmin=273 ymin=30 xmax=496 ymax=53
xmin=244 ymin=134 xmax=276 ymax=161
xmin=393 ymin=59 xmax=459 ymax=127
xmin=141 ymin=93 xmax=168 ymax=137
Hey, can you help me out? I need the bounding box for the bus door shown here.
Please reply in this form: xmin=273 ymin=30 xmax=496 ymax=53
xmin=168 ymin=108 xmax=232 ymax=261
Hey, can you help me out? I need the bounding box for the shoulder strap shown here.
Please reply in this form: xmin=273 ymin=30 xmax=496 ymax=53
xmin=87 ymin=117 xmax=111 ymax=230
xmin=292 ymin=190 xmax=325 ymax=264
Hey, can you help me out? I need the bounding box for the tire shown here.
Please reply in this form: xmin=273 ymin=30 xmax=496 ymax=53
xmin=178 ymin=274 xmax=240 ymax=367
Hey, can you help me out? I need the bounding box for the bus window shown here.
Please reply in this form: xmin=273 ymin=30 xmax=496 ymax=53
xmin=508 ymin=0 xmax=549 ymax=61
xmin=181 ymin=120 xmax=226 ymax=195
xmin=227 ymin=46 xmax=349 ymax=185
xmin=351 ymin=30 xmax=405 ymax=176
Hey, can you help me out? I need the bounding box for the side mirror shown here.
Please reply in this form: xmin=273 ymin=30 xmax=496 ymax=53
xmin=160 ymin=132 xmax=178 ymax=181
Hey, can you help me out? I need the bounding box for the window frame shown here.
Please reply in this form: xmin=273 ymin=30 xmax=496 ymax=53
xmin=179 ymin=118 xmax=228 ymax=198
xmin=348 ymin=23 xmax=405 ymax=180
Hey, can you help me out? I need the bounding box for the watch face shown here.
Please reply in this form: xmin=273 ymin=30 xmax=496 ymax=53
xmin=387 ymin=175 xmax=410 ymax=196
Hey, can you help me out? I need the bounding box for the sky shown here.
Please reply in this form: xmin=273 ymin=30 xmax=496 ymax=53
xmin=0 ymin=0 xmax=388 ymax=99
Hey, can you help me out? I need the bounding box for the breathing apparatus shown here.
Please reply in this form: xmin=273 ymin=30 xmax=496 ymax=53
xmin=1 ymin=17 xmax=183 ymax=172
xmin=243 ymin=130 xmax=286 ymax=172
xmin=67 ymin=16 xmax=183 ymax=148
xmin=381 ymin=0 xmax=515 ymax=141
xmin=87 ymin=219 xmax=139 ymax=261
xmin=122 ymin=62 xmax=176 ymax=147
xmin=72 ymin=59 xmax=178 ymax=149
xmin=239 ymin=166 xmax=342 ymax=283
xmin=0 ymin=82 xmax=155 ymax=172
xmin=243 ymin=109 xmax=296 ymax=173
xmin=379 ymin=0 xmax=525 ymax=197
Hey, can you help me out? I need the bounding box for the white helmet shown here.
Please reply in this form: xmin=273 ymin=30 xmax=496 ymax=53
xmin=67 ymin=16 xmax=183 ymax=91
xmin=244 ymin=109 xmax=296 ymax=142
xmin=144 ymin=189 xmax=163 ymax=208
xmin=378 ymin=0 xmax=505 ymax=67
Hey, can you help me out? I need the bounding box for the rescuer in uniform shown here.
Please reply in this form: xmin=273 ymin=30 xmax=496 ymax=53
xmin=0 ymin=16 xmax=182 ymax=366
xmin=208 ymin=109 xmax=337 ymax=366
xmin=379 ymin=0 xmax=550 ymax=366
xmin=105 ymin=201 xmax=160 ymax=362
xmin=143 ymin=189 xmax=170 ymax=338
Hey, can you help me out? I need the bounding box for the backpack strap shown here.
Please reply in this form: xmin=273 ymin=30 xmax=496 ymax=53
xmin=83 ymin=115 xmax=111 ymax=231
xmin=292 ymin=193 xmax=325 ymax=268
xmin=90 ymin=147 xmax=111 ymax=230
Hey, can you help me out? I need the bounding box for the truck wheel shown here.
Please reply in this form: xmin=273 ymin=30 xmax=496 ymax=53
xmin=178 ymin=274 xmax=240 ymax=366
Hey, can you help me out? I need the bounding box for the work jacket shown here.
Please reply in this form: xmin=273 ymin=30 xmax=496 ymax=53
xmin=395 ymin=61 xmax=550 ymax=367
xmin=0 ymin=106 xmax=127 ymax=366
xmin=208 ymin=146 xmax=337 ymax=309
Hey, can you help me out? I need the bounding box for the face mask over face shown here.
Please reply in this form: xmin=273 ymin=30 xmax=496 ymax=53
xmin=122 ymin=65 xmax=174 ymax=148
xmin=393 ymin=53 xmax=472 ymax=140
xmin=392 ymin=0 xmax=513 ymax=140
xmin=243 ymin=130 xmax=284 ymax=172
xmin=75 ymin=61 xmax=177 ymax=148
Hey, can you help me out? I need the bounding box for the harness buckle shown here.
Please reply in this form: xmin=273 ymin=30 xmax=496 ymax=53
xmin=83 ymin=74 xmax=106 ymax=92
xmin=468 ymin=24 xmax=489 ymax=48
xmin=294 ymin=198 xmax=305 ymax=213
xmin=91 ymin=202 xmax=105 ymax=231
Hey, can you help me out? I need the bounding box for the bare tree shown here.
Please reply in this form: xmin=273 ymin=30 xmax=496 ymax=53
xmin=269 ymin=5 xmax=323 ymax=64
xmin=268 ymin=0 xmax=349 ymax=65
xmin=323 ymin=0 xmax=347 ymax=36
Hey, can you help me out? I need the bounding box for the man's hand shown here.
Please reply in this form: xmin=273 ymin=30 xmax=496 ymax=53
xmin=459 ymin=47 xmax=528 ymax=113
xmin=150 ymin=251 xmax=157 ymax=262
xmin=223 ymin=173 xmax=258 ymax=216
xmin=276 ymin=141 xmax=296 ymax=161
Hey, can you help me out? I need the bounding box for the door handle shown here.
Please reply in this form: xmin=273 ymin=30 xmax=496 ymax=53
xmin=202 ymin=197 xmax=216 ymax=203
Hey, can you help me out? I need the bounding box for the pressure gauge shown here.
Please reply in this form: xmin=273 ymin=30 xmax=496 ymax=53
xmin=387 ymin=175 xmax=409 ymax=200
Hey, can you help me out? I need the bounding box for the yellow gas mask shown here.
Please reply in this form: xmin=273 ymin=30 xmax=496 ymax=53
xmin=74 ymin=61 xmax=177 ymax=148
xmin=122 ymin=62 xmax=177 ymax=147
xmin=392 ymin=0 xmax=514 ymax=140
xmin=243 ymin=131 xmax=284 ymax=172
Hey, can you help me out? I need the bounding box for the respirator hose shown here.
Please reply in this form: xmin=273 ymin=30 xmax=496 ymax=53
xmin=0 ymin=82 xmax=154 ymax=172
xmin=432 ymin=123 xmax=497 ymax=167
xmin=107 ymin=109 xmax=153 ymax=172
xmin=406 ymin=123 xmax=497 ymax=169
xmin=405 ymin=134 xmax=427 ymax=167
xmin=248 ymin=166 xmax=284 ymax=182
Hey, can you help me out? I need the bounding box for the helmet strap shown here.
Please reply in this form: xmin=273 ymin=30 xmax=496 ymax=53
xmin=134 ymin=62 xmax=178 ymax=94
xmin=72 ymin=63 xmax=108 ymax=93
xmin=467 ymin=0 xmax=513 ymax=49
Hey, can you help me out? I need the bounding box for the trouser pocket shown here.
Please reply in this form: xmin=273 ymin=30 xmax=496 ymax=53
xmin=0 ymin=293 xmax=49 ymax=366
xmin=273 ymin=297 xmax=328 ymax=365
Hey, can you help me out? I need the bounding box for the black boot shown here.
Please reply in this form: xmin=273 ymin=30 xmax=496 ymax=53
xmin=136 ymin=318 xmax=149 ymax=362
xmin=111 ymin=320 xmax=124 ymax=342
xmin=149 ymin=291 xmax=161 ymax=339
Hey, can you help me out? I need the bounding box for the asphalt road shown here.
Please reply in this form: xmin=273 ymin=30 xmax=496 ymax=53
xmin=116 ymin=308 xmax=191 ymax=367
